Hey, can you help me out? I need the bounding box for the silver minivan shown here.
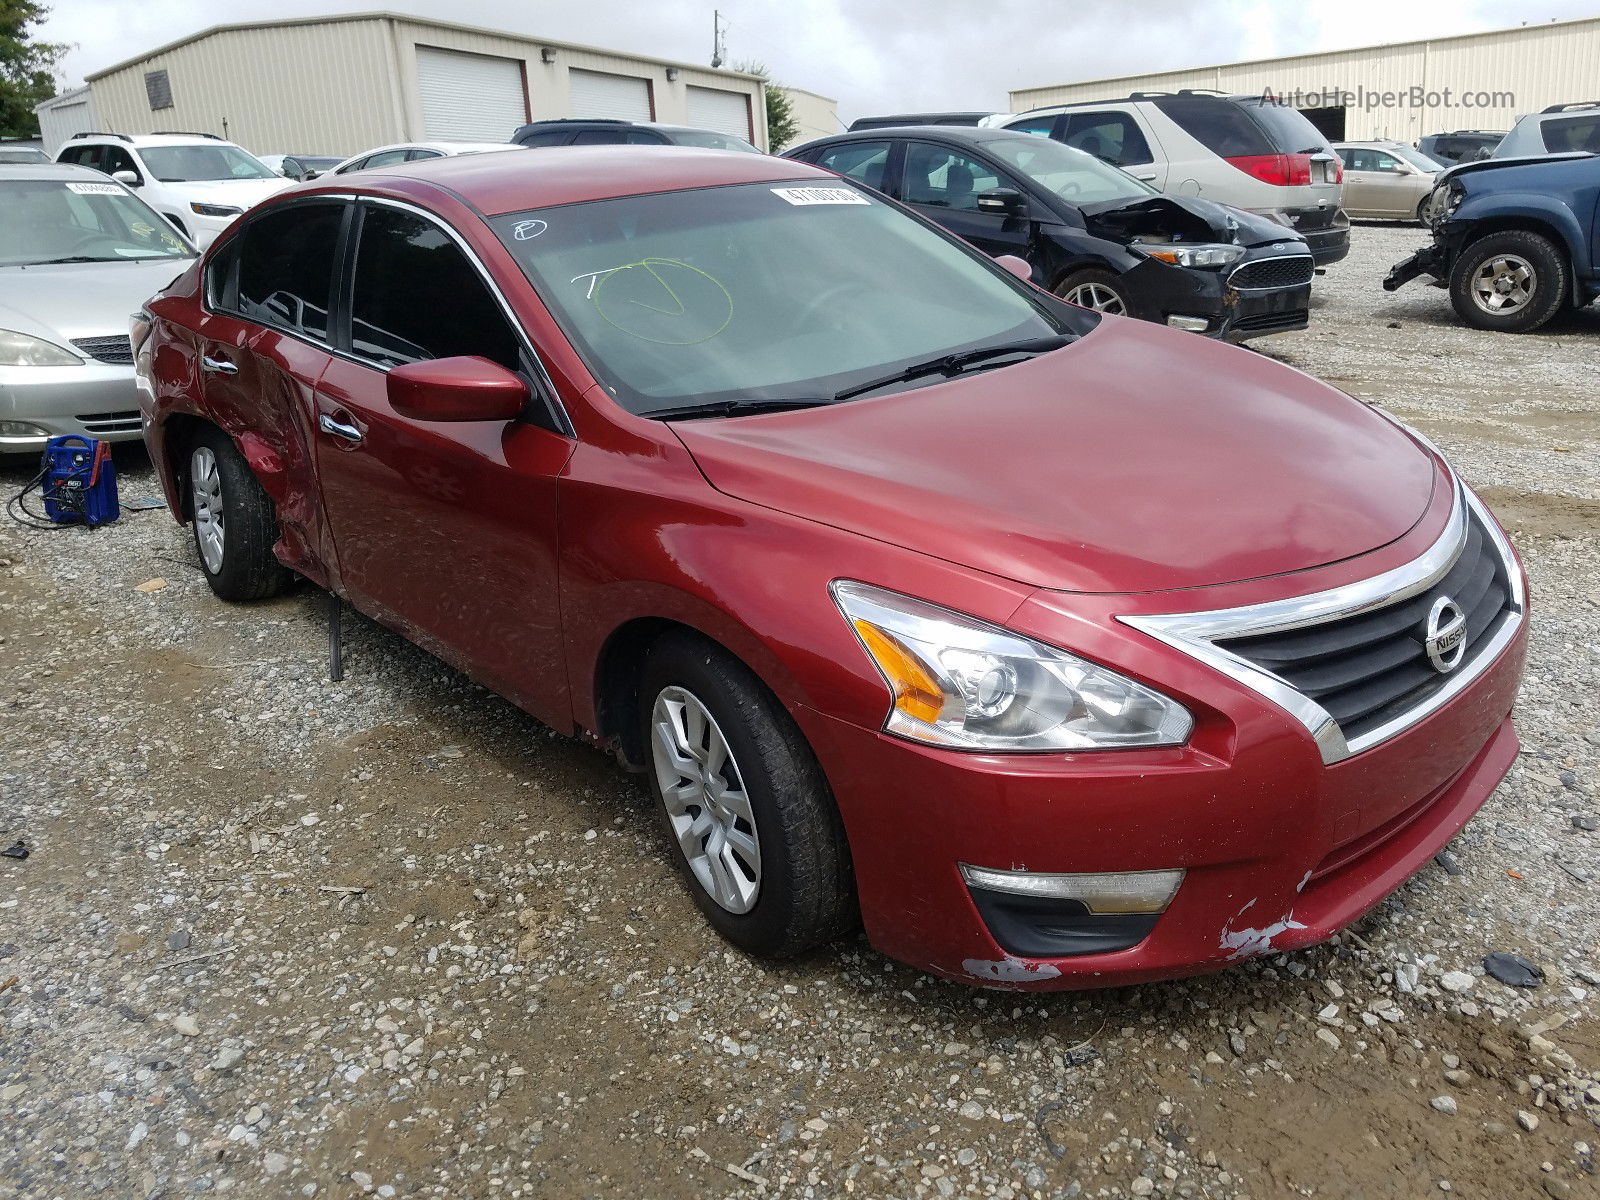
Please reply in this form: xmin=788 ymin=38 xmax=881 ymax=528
xmin=1001 ymin=91 xmax=1349 ymax=264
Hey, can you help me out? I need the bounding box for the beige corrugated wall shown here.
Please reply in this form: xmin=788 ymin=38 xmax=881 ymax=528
xmin=86 ymin=15 xmax=771 ymax=155
xmin=1009 ymin=17 xmax=1600 ymax=142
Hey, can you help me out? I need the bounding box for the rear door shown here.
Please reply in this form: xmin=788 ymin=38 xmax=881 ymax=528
xmin=196 ymin=200 xmax=346 ymax=580
xmin=312 ymin=200 xmax=575 ymax=726
xmin=1060 ymin=109 xmax=1166 ymax=188
xmin=897 ymin=140 xmax=1035 ymax=261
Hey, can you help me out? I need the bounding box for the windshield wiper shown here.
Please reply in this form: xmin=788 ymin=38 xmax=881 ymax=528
xmin=25 ymin=255 xmax=116 ymax=266
xmin=831 ymin=335 xmax=1069 ymax=403
xmin=639 ymin=397 xmax=833 ymax=421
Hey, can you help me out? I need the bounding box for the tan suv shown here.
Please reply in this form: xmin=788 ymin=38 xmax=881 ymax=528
xmin=1333 ymin=141 xmax=1443 ymax=222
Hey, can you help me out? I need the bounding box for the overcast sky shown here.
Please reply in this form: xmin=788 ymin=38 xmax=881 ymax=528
xmin=39 ymin=0 xmax=1600 ymax=122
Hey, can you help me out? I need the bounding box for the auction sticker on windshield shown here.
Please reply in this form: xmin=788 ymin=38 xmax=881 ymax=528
xmin=66 ymin=182 xmax=123 ymax=195
xmin=771 ymin=186 xmax=870 ymax=206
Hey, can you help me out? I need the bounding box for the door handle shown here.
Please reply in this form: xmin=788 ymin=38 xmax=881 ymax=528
xmin=201 ymin=354 xmax=238 ymax=376
xmin=1132 ymin=171 xmax=1157 ymax=181
xmin=318 ymin=413 xmax=363 ymax=445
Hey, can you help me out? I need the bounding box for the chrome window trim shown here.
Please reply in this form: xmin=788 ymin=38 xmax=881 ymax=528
xmin=1227 ymin=253 xmax=1315 ymax=293
xmin=1120 ymin=480 xmax=1524 ymax=765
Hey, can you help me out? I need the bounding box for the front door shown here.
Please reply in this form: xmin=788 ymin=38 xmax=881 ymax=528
xmin=897 ymin=141 xmax=1035 ymax=261
xmin=312 ymin=202 xmax=575 ymax=727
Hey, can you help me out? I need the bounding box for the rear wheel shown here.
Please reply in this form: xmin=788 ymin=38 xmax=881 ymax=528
xmin=639 ymin=631 xmax=854 ymax=958
xmin=1054 ymin=268 xmax=1136 ymax=318
xmin=188 ymin=426 xmax=293 ymax=601
xmin=1448 ymin=230 xmax=1568 ymax=333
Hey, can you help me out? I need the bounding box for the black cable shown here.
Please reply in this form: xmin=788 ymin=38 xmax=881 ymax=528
xmin=5 ymin=467 xmax=58 ymax=530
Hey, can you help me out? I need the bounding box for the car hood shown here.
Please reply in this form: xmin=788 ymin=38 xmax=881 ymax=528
xmin=671 ymin=318 xmax=1436 ymax=594
xmin=166 ymin=177 xmax=292 ymax=206
xmin=1442 ymin=151 xmax=1596 ymax=182
xmin=1075 ymin=193 xmax=1305 ymax=251
xmin=0 ymin=257 xmax=193 ymax=343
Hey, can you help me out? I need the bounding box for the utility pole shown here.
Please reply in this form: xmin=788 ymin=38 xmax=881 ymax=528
xmin=711 ymin=9 xmax=725 ymax=68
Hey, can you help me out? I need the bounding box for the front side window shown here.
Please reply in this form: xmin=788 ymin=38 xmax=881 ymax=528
xmin=814 ymin=140 xmax=891 ymax=191
xmin=234 ymin=203 xmax=342 ymax=339
xmin=901 ymin=143 xmax=1004 ymax=210
xmin=102 ymin=146 xmax=142 ymax=182
xmin=1061 ymin=111 xmax=1154 ymax=166
xmin=140 ymin=144 xmax=278 ymax=182
xmin=349 ymin=206 xmax=521 ymax=372
xmin=1369 ymin=151 xmax=1401 ymax=171
xmin=0 ymin=179 xmax=192 ymax=266
xmin=489 ymin=180 xmax=1077 ymax=415
xmin=987 ymin=136 xmax=1156 ymax=205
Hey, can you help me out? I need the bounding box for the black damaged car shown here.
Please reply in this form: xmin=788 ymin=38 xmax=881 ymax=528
xmin=784 ymin=126 xmax=1313 ymax=340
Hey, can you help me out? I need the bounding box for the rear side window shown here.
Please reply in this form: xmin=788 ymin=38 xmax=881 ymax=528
xmin=349 ymin=206 xmax=521 ymax=373
xmin=1151 ymin=97 xmax=1273 ymax=157
xmin=1007 ymin=114 xmax=1059 ymax=138
xmin=1542 ymin=115 xmax=1600 ymax=154
xmin=1061 ymin=111 xmax=1153 ymax=166
xmin=517 ymin=129 xmax=572 ymax=147
xmin=1237 ymin=99 xmax=1333 ymax=154
xmin=814 ymin=140 xmax=892 ymax=191
xmin=234 ymin=203 xmax=343 ymax=340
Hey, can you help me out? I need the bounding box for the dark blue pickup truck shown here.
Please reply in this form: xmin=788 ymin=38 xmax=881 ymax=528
xmin=1385 ymin=152 xmax=1599 ymax=332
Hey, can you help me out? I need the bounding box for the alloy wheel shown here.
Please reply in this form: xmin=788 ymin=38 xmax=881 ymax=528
xmin=1470 ymin=254 xmax=1537 ymax=315
xmin=190 ymin=445 xmax=225 ymax=574
xmin=650 ymin=685 xmax=762 ymax=914
xmin=1063 ymin=281 xmax=1127 ymax=314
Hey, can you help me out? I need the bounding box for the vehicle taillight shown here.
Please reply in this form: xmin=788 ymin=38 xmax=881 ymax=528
xmin=1224 ymin=153 xmax=1314 ymax=186
xmin=1328 ymin=155 xmax=1344 ymax=184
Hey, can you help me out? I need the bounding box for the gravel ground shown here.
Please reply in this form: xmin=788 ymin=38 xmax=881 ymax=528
xmin=1 ymin=224 xmax=1597 ymax=1200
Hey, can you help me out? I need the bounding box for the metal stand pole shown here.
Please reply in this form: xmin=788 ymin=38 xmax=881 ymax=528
xmin=328 ymin=589 xmax=344 ymax=682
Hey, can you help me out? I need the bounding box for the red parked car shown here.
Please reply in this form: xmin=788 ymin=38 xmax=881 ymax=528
xmin=134 ymin=148 xmax=1528 ymax=989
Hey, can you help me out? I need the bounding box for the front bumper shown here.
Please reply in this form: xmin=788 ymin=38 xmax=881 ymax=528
xmin=0 ymin=362 xmax=145 ymax=452
xmin=1126 ymin=259 xmax=1310 ymax=343
xmin=1384 ymin=244 xmax=1448 ymax=292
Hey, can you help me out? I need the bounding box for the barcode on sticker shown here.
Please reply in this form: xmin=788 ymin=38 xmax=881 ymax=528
xmin=66 ymin=182 xmax=123 ymax=195
xmin=771 ymin=186 xmax=870 ymax=206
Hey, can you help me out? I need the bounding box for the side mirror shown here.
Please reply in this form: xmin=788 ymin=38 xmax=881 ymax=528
xmin=112 ymin=169 xmax=140 ymax=187
xmin=976 ymin=187 xmax=1027 ymax=217
xmin=994 ymin=254 xmax=1033 ymax=282
xmin=387 ymin=357 xmax=529 ymax=422
xmin=303 ymin=170 xmax=321 ymax=180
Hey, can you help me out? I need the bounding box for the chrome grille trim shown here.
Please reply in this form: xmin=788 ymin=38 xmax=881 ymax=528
xmin=1120 ymin=481 xmax=1524 ymax=765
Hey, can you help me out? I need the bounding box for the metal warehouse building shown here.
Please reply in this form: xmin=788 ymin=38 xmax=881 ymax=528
xmin=1009 ymin=15 xmax=1600 ymax=143
xmin=63 ymin=11 xmax=767 ymax=156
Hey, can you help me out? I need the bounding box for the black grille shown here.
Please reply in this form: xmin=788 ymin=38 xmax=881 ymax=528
xmin=1230 ymin=256 xmax=1315 ymax=290
xmin=1217 ymin=510 xmax=1513 ymax=742
xmin=1232 ymin=309 xmax=1308 ymax=333
xmin=77 ymin=410 xmax=142 ymax=434
xmin=71 ymin=336 xmax=134 ymax=365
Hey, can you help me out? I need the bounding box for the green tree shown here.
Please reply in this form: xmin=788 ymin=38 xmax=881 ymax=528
xmin=1 ymin=0 xmax=67 ymax=138
xmin=735 ymin=60 xmax=799 ymax=152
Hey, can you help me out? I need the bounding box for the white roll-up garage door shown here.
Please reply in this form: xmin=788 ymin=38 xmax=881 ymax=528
xmin=568 ymin=70 xmax=653 ymax=121
xmin=685 ymin=86 xmax=753 ymax=140
xmin=416 ymin=46 xmax=527 ymax=141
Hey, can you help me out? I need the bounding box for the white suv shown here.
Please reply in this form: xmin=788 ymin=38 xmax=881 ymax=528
xmin=1001 ymin=91 xmax=1350 ymax=265
xmin=55 ymin=132 xmax=291 ymax=249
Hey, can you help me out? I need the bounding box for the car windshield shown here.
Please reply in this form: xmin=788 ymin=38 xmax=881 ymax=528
xmin=0 ymin=179 xmax=192 ymax=266
xmin=490 ymin=180 xmax=1076 ymax=414
xmin=1390 ymin=145 xmax=1444 ymax=171
xmin=139 ymin=144 xmax=278 ymax=181
xmin=0 ymin=147 xmax=49 ymax=164
xmin=668 ymin=129 xmax=763 ymax=154
xmin=986 ymin=136 xmax=1156 ymax=204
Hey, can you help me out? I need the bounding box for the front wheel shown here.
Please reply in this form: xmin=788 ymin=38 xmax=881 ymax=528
xmin=188 ymin=426 xmax=293 ymax=601
xmin=1054 ymin=268 xmax=1137 ymax=318
xmin=1448 ymin=230 xmax=1569 ymax=332
xmin=639 ymin=631 xmax=854 ymax=958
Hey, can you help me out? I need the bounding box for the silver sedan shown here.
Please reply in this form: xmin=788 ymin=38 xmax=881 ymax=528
xmin=1 ymin=163 xmax=195 ymax=452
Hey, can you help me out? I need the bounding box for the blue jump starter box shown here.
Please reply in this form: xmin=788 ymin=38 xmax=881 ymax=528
xmin=41 ymin=435 xmax=120 ymax=527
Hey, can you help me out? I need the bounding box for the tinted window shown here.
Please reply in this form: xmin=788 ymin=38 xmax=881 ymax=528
xmin=349 ymin=206 xmax=520 ymax=372
xmin=901 ymin=143 xmax=1004 ymax=210
xmin=1007 ymin=114 xmax=1059 ymax=138
xmin=406 ymin=149 xmax=444 ymax=161
xmin=814 ymin=140 xmax=892 ymax=191
xmin=517 ymin=130 xmax=572 ymax=147
xmin=1237 ymin=99 xmax=1333 ymax=154
xmin=1061 ymin=111 xmax=1153 ymax=166
xmin=235 ymin=204 xmax=343 ymax=340
xmin=1151 ymin=97 xmax=1272 ymax=157
xmin=102 ymin=146 xmax=142 ymax=181
xmin=1542 ymin=115 xmax=1600 ymax=154
xmin=59 ymin=144 xmax=102 ymax=169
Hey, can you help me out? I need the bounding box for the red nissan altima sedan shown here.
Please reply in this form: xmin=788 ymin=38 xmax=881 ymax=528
xmin=134 ymin=148 xmax=1528 ymax=989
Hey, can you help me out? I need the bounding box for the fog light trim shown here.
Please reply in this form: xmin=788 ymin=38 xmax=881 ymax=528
xmin=960 ymin=864 xmax=1184 ymax=914
xmin=1166 ymin=315 xmax=1211 ymax=332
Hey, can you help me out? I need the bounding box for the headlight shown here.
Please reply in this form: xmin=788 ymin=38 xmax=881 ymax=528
xmin=831 ymin=580 xmax=1194 ymax=752
xmin=1428 ymin=182 xmax=1464 ymax=226
xmin=0 ymin=329 xmax=82 ymax=366
xmin=1133 ymin=242 xmax=1246 ymax=269
xmin=190 ymin=202 xmax=244 ymax=217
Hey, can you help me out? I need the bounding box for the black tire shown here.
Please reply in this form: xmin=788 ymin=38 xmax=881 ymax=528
xmin=1448 ymin=230 xmax=1569 ymax=333
xmin=1415 ymin=196 xmax=1432 ymax=225
xmin=1054 ymin=267 xmax=1140 ymax=319
xmin=638 ymin=631 xmax=855 ymax=958
xmin=187 ymin=425 xmax=293 ymax=601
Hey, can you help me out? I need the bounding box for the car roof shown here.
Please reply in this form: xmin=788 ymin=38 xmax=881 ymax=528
xmin=322 ymin=145 xmax=824 ymax=214
xmin=70 ymin=132 xmax=240 ymax=147
xmin=797 ymin=125 xmax=1028 ymax=148
xmin=0 ymin=161 xmax=120 ymax=184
